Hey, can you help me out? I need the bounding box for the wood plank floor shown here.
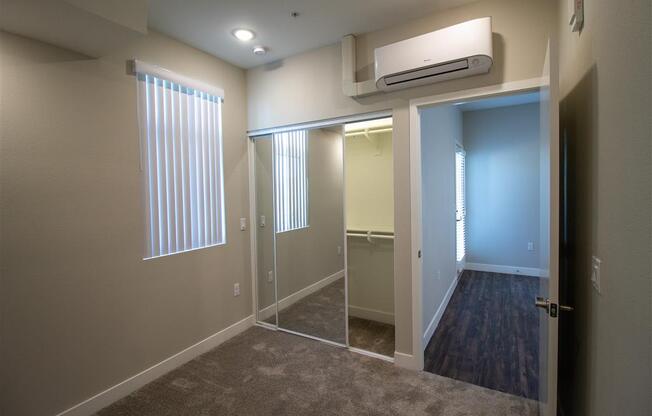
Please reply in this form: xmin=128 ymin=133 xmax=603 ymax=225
xmin=424 ymin=270 xmax=540 ymax=400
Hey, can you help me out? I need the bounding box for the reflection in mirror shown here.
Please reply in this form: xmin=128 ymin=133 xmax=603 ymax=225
xmin=254 ymin=135 xmax=277 ymax=326
xmin=275 ymin=127 xmax=346 ymax=344
xmin=345 ymin=117 xmax=395 ymax=357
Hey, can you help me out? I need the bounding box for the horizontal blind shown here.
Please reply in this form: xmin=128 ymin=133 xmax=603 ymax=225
xmin=137 ymin=72 xmax=226 ymax=258
xmin=455 ymin=150 xmax=466 ymax=262
xmin=274 ymin=130 xmax=308 ymax=233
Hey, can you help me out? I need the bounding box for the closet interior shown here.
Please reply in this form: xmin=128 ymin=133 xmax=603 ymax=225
xmin=253 ymin=117 xmax=395 ymax=357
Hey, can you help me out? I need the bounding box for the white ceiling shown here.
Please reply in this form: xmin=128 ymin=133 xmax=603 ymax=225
xmin=148 ymin=0 xmax=479 ymax=69
xmin=456 ymin=92 xmax=541 ymax=112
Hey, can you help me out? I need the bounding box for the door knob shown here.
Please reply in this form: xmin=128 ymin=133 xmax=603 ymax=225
xmin=535 ymin=296 xmax=574 ymax=317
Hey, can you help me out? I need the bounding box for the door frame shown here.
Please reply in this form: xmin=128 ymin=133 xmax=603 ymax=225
xmin=408 ymin=76 xmax=558 ymax=411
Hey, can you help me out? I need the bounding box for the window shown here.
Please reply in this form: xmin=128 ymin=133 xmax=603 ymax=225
xmin=136 ymin=63 xmax=226 ymax=258
xmin=455 ymin=148 xmax=466 ymax=263
xmin=273 ymin=130 xmax=308 ymax=233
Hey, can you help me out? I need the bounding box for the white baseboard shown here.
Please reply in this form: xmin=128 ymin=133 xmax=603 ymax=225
xmin=258 ymin=270 xmax=344 ymax=321
xmin=348 ymin=305 xmax=395 ymax=325
xmin=465 ymin=262 xmax=543 ymax=277
xmin=394 ymin=351 xmax=421 ymax=371
xmin=56 ymin=315 xmax=254 ymax=416
xmin=422 ymin=272 xmax=460 ymax=348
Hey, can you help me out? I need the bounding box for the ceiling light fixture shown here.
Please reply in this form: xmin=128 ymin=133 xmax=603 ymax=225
xmin=252 ymin=46 xmax=267 ymax=55
xmin=232 ymin=29 xmax=255 ymax=41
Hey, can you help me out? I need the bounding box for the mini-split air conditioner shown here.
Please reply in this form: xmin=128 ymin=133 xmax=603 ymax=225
xmin=374 ymin=17 xmax=493 ymax=91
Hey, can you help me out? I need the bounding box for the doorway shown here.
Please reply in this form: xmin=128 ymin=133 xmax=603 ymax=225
xmin=409 ymin=71 xmax=559 ymax=415
xmin=420 ymin=92 xmax=543 ymax=400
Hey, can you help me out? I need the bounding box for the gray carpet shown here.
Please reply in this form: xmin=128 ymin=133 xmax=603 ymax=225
xmin=348 ymin=316 xmax=395 ymax=357
xmin=277 ymin=278 xmax=347 ymax=344
xmin=97 ymin=326 xmax=538 ymax=416
xmin=272 ymin=278 xmax=396 ymax=357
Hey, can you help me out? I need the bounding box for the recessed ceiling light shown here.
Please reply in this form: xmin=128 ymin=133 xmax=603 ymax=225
xmin=252 ymin=46 xmax=267 ymax=55
xmin=232 ymin=29 xmax=255 ymax=42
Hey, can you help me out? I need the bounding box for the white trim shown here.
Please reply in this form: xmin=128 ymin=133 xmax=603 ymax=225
xmin=408 ymin=76 xmax=547 ymax=372
xmin=393 ymin=351 xmax=420 ymax=370
xmin=56 ymin=315 xmax=254 ymax=416
xmin=131 ymin=59 xmax=225 ymax=99
xmin=248 ymin=138 xmax=260 ymax=323
xmin=257 ymin=270 xmax=345 ymax=321
xmin=248 ymin=110 xmax=392 ymax=137
xmin=465 ymin=262 xmax=543 ymax=277
xmin=349 ymin=347 xmax=394 ymax=362
xmin=409 ymin=91 xmax=425 ymax=372
xmin=422 ymin=272 xmax=460 ymax=348
xmin=348 ymin=305 xmax=395 ymax=325
xmin=410 ymin=77 xmax=545 ymax=109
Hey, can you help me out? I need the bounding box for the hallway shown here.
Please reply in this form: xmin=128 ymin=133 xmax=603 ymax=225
xmin=424 ymin=270 xmax=540 ymax=399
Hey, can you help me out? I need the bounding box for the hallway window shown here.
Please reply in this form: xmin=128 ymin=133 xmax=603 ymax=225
xmin=136 ymin=69 xmax=226 ymax=259
xmin=274 ymin=130 xmax=308 ymax=233
xmin=455 ymin=147 xmax=466 ymax=262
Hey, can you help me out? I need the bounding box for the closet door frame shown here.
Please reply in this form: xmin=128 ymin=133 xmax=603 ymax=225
xmin=247 ymin=110 xmax=392 ymax=355
xmin=249 ymin=135 xmax=279 ymax=329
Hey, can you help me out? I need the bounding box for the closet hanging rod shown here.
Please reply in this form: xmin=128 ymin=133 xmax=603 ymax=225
xmin=344 ymin=127 xmax=393 ymax=137
xmin=346 ymin=230 xmax=394 ymax=243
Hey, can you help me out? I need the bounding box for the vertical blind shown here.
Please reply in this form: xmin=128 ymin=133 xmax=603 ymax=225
xmin=273 ymin=130 xmax=309 ymax=233
xmin=136 ymin=69 xmax=226 ymax=259
xmin=455 ymin=149 xmax=466 ymax=262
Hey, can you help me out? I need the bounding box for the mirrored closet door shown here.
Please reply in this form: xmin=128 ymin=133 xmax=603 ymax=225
xmin=253 ymin=117 xmax=394 ymax=355
xmin=275 ymin=127 xmax=346 ymax=344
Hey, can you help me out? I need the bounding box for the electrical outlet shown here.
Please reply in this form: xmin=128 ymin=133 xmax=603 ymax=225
xmin=337 ymin=246 xmax=342 ymax=255
xmin=240 ymin=218 xmax=247 ymax=231
xmin=591 ymin=256 xmax=601 ymax=294
xmin=267 ymin=270 xmax=273 ymax=283
xmin=233 ymin=283 xmax=240 ymax=296
xmin=528 ymin=242 xmax=534 ymax=251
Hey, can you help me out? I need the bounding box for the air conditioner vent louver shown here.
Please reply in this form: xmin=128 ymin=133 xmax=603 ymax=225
xmin=374 ymin=17 xmax=493 ymax=92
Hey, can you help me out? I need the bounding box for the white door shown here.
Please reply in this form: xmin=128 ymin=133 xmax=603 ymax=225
xmin=536 ymin=40 xmax=560 ymax=416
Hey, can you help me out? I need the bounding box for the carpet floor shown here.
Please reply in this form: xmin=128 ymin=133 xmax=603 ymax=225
xmin=424 ymin=270 xmax=540 ymax=400
xmin=97 ymin=326 xmax=538 ymax=416
xmin=276 ymin=278 xmax=347 ymax=344
xmin=270 ymin=278 xmax=396 ymax=356
xmin=348 ymin=316 xmax=395 ymax=357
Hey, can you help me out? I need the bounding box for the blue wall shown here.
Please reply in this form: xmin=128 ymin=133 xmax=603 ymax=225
xmin=463 ymin=103 xmax=540 ymax=268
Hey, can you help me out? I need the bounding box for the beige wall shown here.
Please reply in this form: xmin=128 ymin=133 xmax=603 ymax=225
xmin=0 ymin=30 xmax=250 ymax=416
xmin=345 ymin=131 xmax=395 ymax=322
xmin=247 ymin=0 xmax=557 ymax=355
xmin=556 ymin=0 xmax=652 ymax=415
xmin=345 ymin=131 xmax=394 ymax=231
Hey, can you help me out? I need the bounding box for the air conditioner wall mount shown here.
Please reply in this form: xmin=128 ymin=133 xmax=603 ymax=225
xmin=374 ymin=17 xmax=493 ymax=91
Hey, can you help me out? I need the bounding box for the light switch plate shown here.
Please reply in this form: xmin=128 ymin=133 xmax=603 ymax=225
xmin=233 ymin=283 xmax=241 ymax=296
xmin=591 ymin=256 xmax=601 ymax=294
xmin=267 ymin=270 xmax=273 ymax=283
xmin=528 ymin=242 xmax=534 ymax=251
xmin=240 ymin=218 xmax=247 ymax=231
